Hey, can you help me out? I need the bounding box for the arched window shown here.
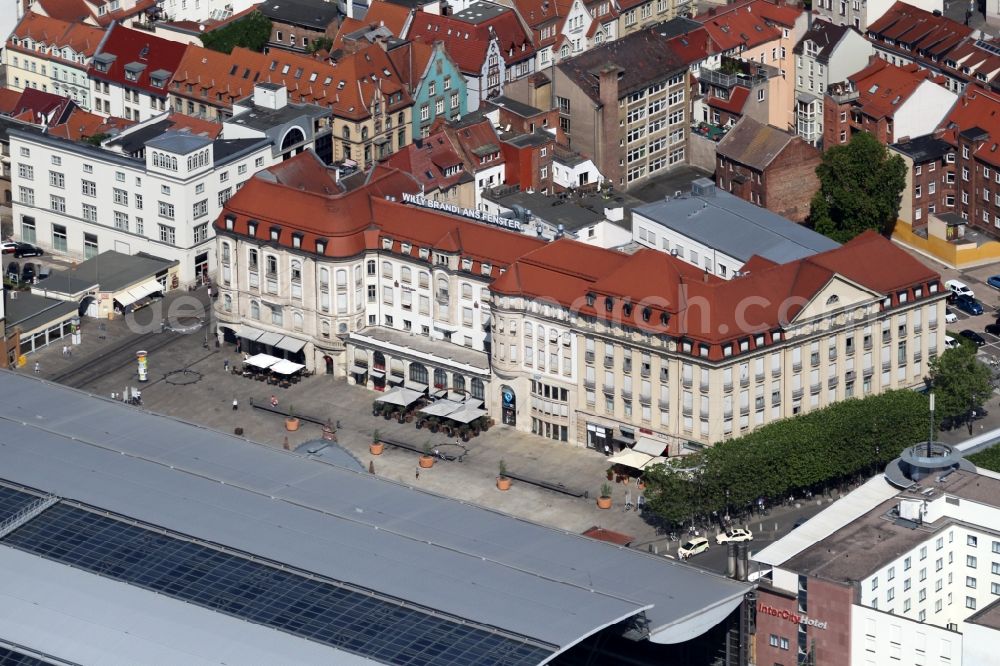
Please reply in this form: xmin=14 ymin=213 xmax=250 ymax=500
xmin=290 ymin=259 xmax=302 ymax=282
xmin=382 ymin=260 xmax=393 ymax=278
xmin=250 ymin=300 xmax=260 ymax=319
xmin=354 ymin=265 xmax=362 ymax=285
xmin=433 ymin=368 xmax=447 ymax=389
xmin=471 ymin=378 xmax=485 ymax=400
xmin=560 ymin=45 xmax=570 ymax=59
xmin=342 ymin=125 xmax=351 ymax=139
xmin=524 ymin=322 xmax=533 ymax=338
xmin=400 ymin=266 xmax=412 ymax=283
xmin=453 ymin=374 xmax=465 ymax=393
xmin=221 ymin=242 xmax=231 ymax=263
xmin=436 ymin=275 xmax=449 ymax=300
xmin=223 ymin=294 xmax=232 ymax=312
xmin=335 ymin=269 xmax=347 ymax=287
xmin=537 ymin=325 xmax=545 ymax=343
xmin=461 ymin=282 xmax=473 ymax=299
xmin=320 ymin=320 xmax=330 ymax=338
xmin=361 ymin=126 xmax=369 ymax=140
xmin=319 ymin=268 xmax=329 ymax=289
xmin=419 ymin=271 xmax=429 ymax=288
xmin=549 ymin=328 xmax=558 ymax=344
xmin=292 ymin=311 xmax=303 ymax=330
xmin=367 ymin=259 xmax=376 ymax=275
xmin=409 ymin=362 xmax=428 ymax=383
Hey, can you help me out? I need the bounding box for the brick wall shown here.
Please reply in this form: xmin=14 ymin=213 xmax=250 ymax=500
xmin=766 ymin=138 xmax=821 ymax=222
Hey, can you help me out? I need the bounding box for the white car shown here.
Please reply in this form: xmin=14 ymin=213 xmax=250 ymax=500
xmin=0 ymin=241 xmax=17 ymax=255
xmin=945 ymin=279 xmax=975 ymax=299
xmin=678 ymin=536 xmax=710 ymax=559
xmin=945 ymin=309 xmax=958 ymax=324
xmin=716 ymin=528 xmax=754 ymax=545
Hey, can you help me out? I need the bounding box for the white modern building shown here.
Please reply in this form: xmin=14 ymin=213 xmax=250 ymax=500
xmin=631 ymin=178 xmax=840 ymax=279
xmin=158 ymin=0 xmax=261 ymax=23
xmin=752 ymin=449 xmax=1000 ymax=666
xmin=9 ymin=116 xmax=274 ymax=284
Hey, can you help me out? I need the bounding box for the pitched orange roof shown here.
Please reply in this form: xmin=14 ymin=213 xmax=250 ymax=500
xmin=694 ymin=0 xmax=790 ymax=52
xmin=47 ymin=107 xmax=134 ymax=140
xmin=387 ymin=40 xmax=435 ymax=91
xmin=8 ymin=12 xmax=105 ymax=60
xmin=848 ymin=58 xmax=947 ymax=120
xmin=361 ymin=0 xmax=412 ymax=36
xmin=382 ymin=131 xmax=468 ymax=192
xmin=32 ymin=0 xmax=98 ymax=24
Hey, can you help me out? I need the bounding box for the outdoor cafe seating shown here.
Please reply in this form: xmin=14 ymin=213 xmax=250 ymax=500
xmin=239 ymin=353 xmax=306 ymax=387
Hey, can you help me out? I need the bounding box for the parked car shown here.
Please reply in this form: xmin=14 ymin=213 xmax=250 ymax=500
xmin=986 ymin=323 xmax=1000 ymax=336
xmin=37 ymin=265 xmax=50 ymax=281
xmin=716 ymin=528 xmax=754 ymax=545
xmin=13 ymin=242 xmax=43 ymax=258
xmin=945 ymin=309 xmax=959 ymax=323
xmin=954 ymin=294 xmax=984 ymax=316
xmin=20 ymin=262 xmax=36 ymax=284
xmin=946 ymin=279 xmax=975 ymax=299
xmin=988 ymin=275 xmax=1000 ymax=290
xmin=5 ymin=261 xmax=19 ymax=283
xmin=679 ymin=536 xmax=710 ymax=559
xmin=959 ymin=329 xmax=986 ymax=346
xmin=945 ymin=335 xmax=959 ymax=350
xmin=0 ymin=241 xmax=17 ymax=254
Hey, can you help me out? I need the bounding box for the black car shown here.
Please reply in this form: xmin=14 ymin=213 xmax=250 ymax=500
xmin=13 ymin=242 xmax=43 ymax=258
xmin=959 ymin=329 xmax=986 ymax=346
xmin=20 ymin=262 xmax=36 ymax=284
xmin=987 ymin=323 xmax=1000 ymax=336
xmin=5 ymin=260 xmax=19 ymax=283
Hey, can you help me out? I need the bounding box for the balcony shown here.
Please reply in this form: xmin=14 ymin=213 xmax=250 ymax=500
xmin=863 ymin=366 xmax=874 ymax=378
xmin=914 ymin=352 xmax=922 ymax=362
xmin=584 ymin=378 xmax=595 ymax=389
xmin=828 ymin=376 xmax=838 ymax=388
xmin=772 ymin=367 xmax=781 ymax=378
xmin=811 ymin=383 xmax=821 ymax=394
xmin=845 ymin=370 xmax=856 ymax=382
xmin=603 ymin=384 xmax=615 ymax=395
xmin=723 ymin=381 xmax=733 ymax=392
xmin=682 ymin=377 xmax=693 ymax=388
xmin=621 ymin=387 xmax=633 ymax=399
xmin=829 ymin=349 xmax=838 ymax=361
xmin=700 ymin=409 xmax=710 ymax=419
xmin=740 ymin=406 xmax=750 ymax=416
xmin=792 ymin=362 xmax=802 ymax=372
xmin=604 ymin=356 xmax=615 ymax=369
xmin=639 ymin=393 xmax=652 ymax=404
xmin=863 ymin=339 xmax=873 ymax=351
xmin=700 ymin=58 xmax=768 ymax=90
xmin=882 ymin=361 xmax=891 ymax=371
xmin=640 ymin=366 xmax=651 ymax=378
xmin=623 ymin=360 xmax=632 ymax=374
xmin=659 ymin=399 xmax=670 ymax=411
xmin=682 ymin=407 xmax=693 ymax=417
xmin=810 ymin=353 xmax=820 ymax=367
xmin=585 ymin=351 xmax=594 ymax=364
xmin=792 ymin=388 xmax=804 ymax=400
xmin=740 ymin=375 xmax=750 ymax=388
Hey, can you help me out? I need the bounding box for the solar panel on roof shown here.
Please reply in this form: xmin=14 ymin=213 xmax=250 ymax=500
xmin=0 ymin=485 xmax=40 ymax=522
xmin=3 ymin=503 xmax=554 ymax=665
xmin=0 ymin=646 xmax=52 ymax=666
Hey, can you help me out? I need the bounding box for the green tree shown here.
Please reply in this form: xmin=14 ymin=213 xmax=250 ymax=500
xmin=307 ymin=36 xmax=333 ymax=54
xmin=928 ymin=342 xmax=992 ymax=424
xmin=808 ymin=132 xmax=907 ymax=242
xmin=200 ymin=11 xmax=272 ymax=54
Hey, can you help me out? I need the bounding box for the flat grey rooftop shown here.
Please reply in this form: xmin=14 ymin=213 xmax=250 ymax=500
xmin=229 ymin=99 xmax=330 ymax=132
xmin=352 ymin=326 xmax=491 ymax=371
xmin=43 ymin=251 xmax=175 ymax=294
xmin=3 ymin=291 xmax=77 ymax=334
xmin=454 ymin=2 xmax=509 ymax=23
xmin=145 ymin=131 xmax=213 ymax=154
xmin=633 ymin=182 xmax=839 ymax=264
xmin=0 ymin=373 xmax=750 ymax=660
xmin=485 ymin=188 xmax=643 ymax=232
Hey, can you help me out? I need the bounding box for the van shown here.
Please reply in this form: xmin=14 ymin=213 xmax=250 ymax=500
xmin=945 ymin=279 xmax=975 ymax=299
xmin=945 ymin=335 xmax=959 ymax=350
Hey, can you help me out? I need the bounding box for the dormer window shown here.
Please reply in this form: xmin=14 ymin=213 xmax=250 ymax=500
xmin=401 ymin=242 xmax=411 ymax=254
xmin=419 ymin=247 xmax=430 ymax=260
xmin=642 ymin=307 xmax=651 ymax=322
xmin=604 ymin=297 xmax=613 ymax=312
xmin=586 ymin=292 xmax=596 ymax=307
xmin=269 ymin=226 xmax=281 ymax=242
xmin=622 ymin=302 xmax=633 ymax=317
xmin=247 ymin=221 xmax=257 ymax=236
xmin=224 ymin=215 xmax=235 ymax=231
xmin=481 ymin=263 xmax=492 ymax=275
xmin=292 ymin=233 xmax=302 ymax=249
xmin=382 ymin=237 xmax=393 ymax=250
xmin=316 ymin=239 xmax=326 ymax=254
xmin=660 ymin=312 xmax=669 ymax=326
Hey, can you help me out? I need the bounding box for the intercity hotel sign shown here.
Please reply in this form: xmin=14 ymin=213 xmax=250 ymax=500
xmin=400 ymin=193 xmax=523 ymax=231
xmin=758 ymin=603 xmax=829 ymax=630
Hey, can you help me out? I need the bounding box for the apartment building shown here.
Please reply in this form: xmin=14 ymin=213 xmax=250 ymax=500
xmin=387 ymin=41 xmax=467 ymax=140
xmin=88 ymin=23 xmax=186 ymax=121
xmin=381 ymin=130 xmax=478 ymax=208
xmin=508 ymin=0 xmax=570 ymax=70
xmin=792 ymin=19 xmax=873 ymax=146
xmin=551 ymin=24 xmax=694 ymax=188
xmin=823 ymin=57 xmax=956 ymax=147
xmin=258 ymin=0 xmax=341 ymax=54
xmin=715 ymin=116 xmax=821 ymax=222
xmin=815 ymin=0 xmax=943 ymax=31
xmin=618 ymin=0 xmax=688 ymax=38
xmin=217 ymin=151 xmax=945 ymax=450
xmin=4 ymin=13 xmax=105 ymax=109
xmin=753 ymin=460 xmax=1000 ymax=665
xmin=695 ymin=0 xmax=807 ymax=133
xmin=9 ymin=113 xmax=274 ymax=283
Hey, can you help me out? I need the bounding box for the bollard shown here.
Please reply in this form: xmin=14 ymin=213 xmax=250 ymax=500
xmin=653 ymin=545 xmax=658 ymax=555
xmin=648 ymin=544 xmax=653 ymax=553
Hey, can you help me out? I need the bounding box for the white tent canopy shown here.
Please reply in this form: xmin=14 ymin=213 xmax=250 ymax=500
xmin=419 ymin=400 xmax=463 ymax=418
xmin=274 ymin=336 xmax=306 ymax=353
xmin=270 ymin=359 xmax=305 ymax=375
xmin=607 ymin=450 xmax=668 ymax=471
xmin=446 ymin=405 xmax=488 ymax=424
xmin=375 ymin=387 xmax=423 ymax=407
xmin=257 ymin=331 xmax=284 ymax=347
xmin=633 ymin=436 xmax=666 ymax=456
xmin=245 ymin=353 xmax=281 ymax=369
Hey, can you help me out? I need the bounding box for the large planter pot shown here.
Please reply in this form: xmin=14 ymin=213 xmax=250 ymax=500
xmin=405 ymin=414 xmax=414 ymax=423
xmin=415 ymin=419 xmax=424 ymax=429
xmin=383 ymin=412 xmax=391 ymax=420
xmin=370 ymin=442 xmax=384 ymax=456
xmin=430 ymin=424 xmax=439 ymax=433
xmin=419 ymin=454 xmax=435 ymax=469
xmin=496 ymin=476 xmax=512 ymax=491
xmin=596 ymin=496 xmax=612 ymax=510
xmin=285 ymin=417 xmax=300 ymax=432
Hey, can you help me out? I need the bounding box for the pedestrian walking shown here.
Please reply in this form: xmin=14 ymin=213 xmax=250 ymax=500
xmin=637 ymin=493 xmax=645 ymax=513
xmin=415 ymin=467 xmax=420 ymax=480
xmin=224 ymin=359 xmax=229 ymax=372
xmin=61 ymin=345 xmax=68 ymax=356
xmin=67 ymin=346 xmax=72 ymax=357
xmin=33 ymin=362 xmax=40 ymax=374
xmin=232 ymin=398 xmax=238 ymax=411
xmin=270 ymin=394 xmax=278 ymax=408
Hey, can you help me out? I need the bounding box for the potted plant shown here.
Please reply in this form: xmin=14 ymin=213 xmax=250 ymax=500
xmin=285 ymin=405 xmax=300 ymax=432
xmin=370 ymin=429 xmax=384 ymax=456
xmin=597 ymin=483 xmax=612 ymax=509
xmin=419 ymin=441 xmax=435 ymax=468
xmin=496 ymin=459 xmax=511 ymax=491
xmin=606 ymin=466 xmax=614 ymax=481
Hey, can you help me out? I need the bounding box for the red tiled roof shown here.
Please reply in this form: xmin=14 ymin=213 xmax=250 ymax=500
xmin=848 ymin=58 xmax=946 ymax=120
xmin=47 ymin=107 xmax=134 ymax=140
xmin=438 ymin=117 xmax=504 ymax=173
xmin=361 ymin=0 xmax=412 ymax=36
xmin=407 ymin=9 xmax=534 ymax=73
xmin=95 ymin=0 xmax=157 ymax=27
xmin=867 ymin=1 xmax=971 ymax=58
xmin=511 ymin=0 xmax=572 ymax=30
xmin=171 ymin=45 xmax=271 ymax=108
xmin=694 ymin=0 xmax=795 ymax=52
xmin=331 ymin=17 xmax=366 ymax=50
xmin=381 ymin=131 xmax=468 ymax=192
xmin=3 ymin=88 xmax=76 ymax=125
xmin=32 ymin=0 xmax=98 ymax=24
xmin=8 ymin=12 xmax=105 ymax=61
xmin=387 ymin=40 xmax=435 ymax=92
xmin=162 ymin=112 xmax=223 ymax=138
xmin=707 ymin=86 xmax=750 ymax=114
xmin=939 ymin=85 xmax=1000 ymax=165
xmin=581 ymin=526 xmax=634 ymax=546
xmin=88 ymin=23 xmax=187 ymax=98
xmin=0 ymin=88 xmax=23 ymax=115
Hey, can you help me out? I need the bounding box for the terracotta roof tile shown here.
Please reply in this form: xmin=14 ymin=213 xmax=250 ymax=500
xmin=716 ymin=115 xmax=797 ymax=170
xmin=47 ymin=106 xmax=134 ymax=140
xmin=694 ymin=0 xmax=797 ymax=52
xmin=382 ymin=130 xmax=468 ymax=191
xmin=361 ymin=0 xmax=413 ymax=35
xmin=867 ymin=1 xmax=971 ymax=58
xmin=8 ymin=12 xmax=105 ymax=60
xmin=407 ymin=8 xmax=534 ymax=73
xmin=32 ymin=0 xmax=98 ymax=24
xmin=707 ymin=86 xmax=750 ymax=114
xmin=88 ymin=23 xmax=187 ymax=98
xmin=846 ymin=58 xmax=947 ymax=120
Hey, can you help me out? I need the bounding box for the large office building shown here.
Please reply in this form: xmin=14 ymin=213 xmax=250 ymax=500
xmin=215 ymin=152 xmax=945 ymax=451
xmin=0 ymin=372 xmax=753 ymax=664
xmin=752 ymin=445 xmax=1000 ymax=665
